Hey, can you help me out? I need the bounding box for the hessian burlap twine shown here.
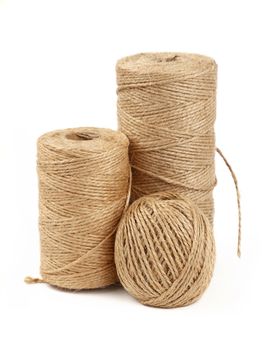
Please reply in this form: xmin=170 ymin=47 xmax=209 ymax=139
xmin=116 ymin=52 xmax=241 ymax=256
xmin=25 ymin=53 xmax=241 ymax=309
xmin=25 ymin=127 xmax=130 ymax=289
xmin=115 ymin=191 xmax=215 ymax=308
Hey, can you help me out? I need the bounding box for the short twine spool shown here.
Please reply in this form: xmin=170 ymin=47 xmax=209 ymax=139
xmin=27 ymin=127 xmax=130 ymax=289
xmin=115 ymin=192 xmax=215 ymax=308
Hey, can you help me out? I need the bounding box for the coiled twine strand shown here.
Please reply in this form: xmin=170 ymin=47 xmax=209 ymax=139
xmin=115 ymin=192 xmax=215 ymax=308
xmin=117 ymin=53 xmax=217 ymax=224
xmin=34 ymin=127 xmax=130 ymax=289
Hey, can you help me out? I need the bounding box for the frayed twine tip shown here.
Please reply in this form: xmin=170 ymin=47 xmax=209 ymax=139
xmin=24 ymin=276 xmax=44 ymax=284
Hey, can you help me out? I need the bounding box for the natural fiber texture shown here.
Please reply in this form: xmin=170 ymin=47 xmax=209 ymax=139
xmin=216 ymin=148 xmax=242 ymax=256
xmin=115 ymin=192 xmax=215 ymax=308
xmin=37 ymin=127 xmax=130 ymax=289
xmin=117 ymin=52 xmax=217 ymax=224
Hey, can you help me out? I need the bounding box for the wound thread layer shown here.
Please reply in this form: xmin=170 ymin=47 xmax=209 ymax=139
xmin=37 ymin=127 xmax=130 ymax=289
xmin=117 ymin=52 xmax=217 ymax=223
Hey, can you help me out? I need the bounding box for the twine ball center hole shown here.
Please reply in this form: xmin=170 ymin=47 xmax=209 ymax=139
xmin=154 ymin=54 xmax=178 ymax=63
xmin=160 ymin=55 xmax=177 ymax=62
xmin=66 ymin=132 xmax=99 ymax=141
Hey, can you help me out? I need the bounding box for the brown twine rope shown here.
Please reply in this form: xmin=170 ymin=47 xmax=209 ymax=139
xmin=25 ymin=127 xmax=130 ymax=289
xmin=216 ymin=147 xmax=241 ymax=256
xmin=115 ymin=191 xmax=215 ymax=308
xmin=117 ymin=53 xmax=217 ymax=224
xmin=116 ymin=52 xmax=241 ymax=256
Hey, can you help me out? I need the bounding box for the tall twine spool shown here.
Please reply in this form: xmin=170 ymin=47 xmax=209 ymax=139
xmin=117 ymin=52 xmax=217 ymax=224
xmin=31 ymin=127 xmax=130 ymax=289
xmin=115 ymin=192 xmax=215 ymax=308
xmin=115 ymin=52 xmax=241 ymax=307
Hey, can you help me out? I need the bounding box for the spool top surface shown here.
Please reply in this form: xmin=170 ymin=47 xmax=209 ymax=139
xmin=116 ymin=52 xmax=216 ymax=79
xmin=38 ymin=127 xmax=129 ymax=153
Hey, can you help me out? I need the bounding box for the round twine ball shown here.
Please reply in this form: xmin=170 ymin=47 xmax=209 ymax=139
xmin=37 ymin=127 xmax=130 ymax=290
xmin=115 ymin=192 xmax=216 ymax=308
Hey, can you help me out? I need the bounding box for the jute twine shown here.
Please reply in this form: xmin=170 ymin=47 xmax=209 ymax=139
xmin=115 ymin=192 xmax=215 ymax=308
xmin=26 ymin=127 xmax=130 ymax=289
xmin=115 ymin=52 xmax=241 ymax=307
xmin=116 ymin=53 xmax=217 ymax=224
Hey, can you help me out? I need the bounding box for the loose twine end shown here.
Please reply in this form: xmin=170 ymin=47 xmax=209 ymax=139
xmin=124 ymin=166 xmax=132 ymax=211
xmin=216 ymin=148 xmax=241 ymax=258
xmin=24 ymin=276 xmax=44 ymax=284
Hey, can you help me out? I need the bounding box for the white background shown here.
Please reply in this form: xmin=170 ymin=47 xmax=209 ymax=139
xmin=0 ymin=0 xmax=269 ymax=349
